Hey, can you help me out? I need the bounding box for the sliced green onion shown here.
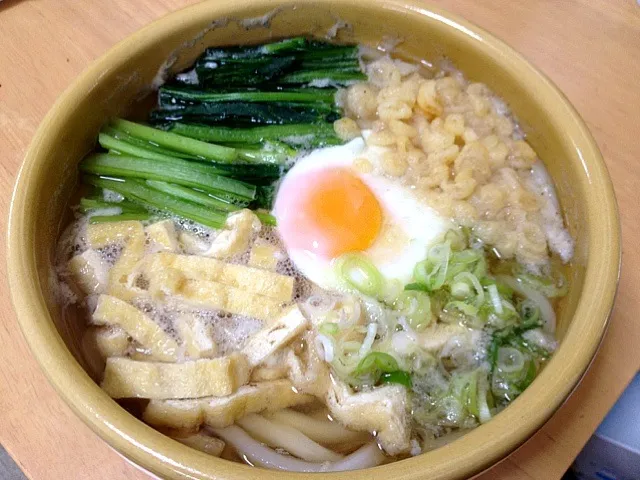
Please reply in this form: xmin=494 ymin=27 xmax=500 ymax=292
xmin=413 ymin=241 xmax=451 ymax=291
xmin=465 ymin=375 xmax=479 ymax=418
xmin=518 ymin=300 xmax=541 ymax=325
xmin=446 ymin=249 xmax=483 ymax=280
xmin=379 ymin=371 xmax=412 ymax=388
xmin=516 ymin=360 xmax=538 ymax=391
xmin=477 ymin=376 xmax=492 ymax=423
xmin=482 ymin=278 xmax=515 ymax=300
xmin=496 ymin=347 xmax=525 ymax=373
xmin=404 ymin=282 xmax=429 ymax=292
xmin=444 ymin=301 xmax=479 ymax=317
xmin=450 ymin=281 xmax=472 ymax=299
xmin=455 ymin=371 xmax=479 ymax=418
xmin=513 ymin=267 xmax=568 ymax=298
xmin=452 ymin=272 xmax=485 ymax=307
xmin=354 ymin=352 xmax=399 ymax=378
xmin=393 ymin=290 xmax=432 ymax=331
xmin=335 ymin=253 xmax=384 ymax=298
xmin=319 ymin=322 xmax=339 ymax=336
xmin=444 ymin=229 xmax=466 ymax=251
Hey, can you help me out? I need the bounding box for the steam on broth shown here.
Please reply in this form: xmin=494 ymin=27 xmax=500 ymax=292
xmin=55 ymin=36 xmax=573 ymax=471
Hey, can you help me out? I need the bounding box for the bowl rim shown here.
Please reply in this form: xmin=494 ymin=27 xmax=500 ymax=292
xmin=7 ymin=0 xmax=621 ymax=479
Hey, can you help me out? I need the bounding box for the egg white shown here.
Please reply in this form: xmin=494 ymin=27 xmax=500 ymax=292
xmin=274 ymin=134 xmax=453 ymax=292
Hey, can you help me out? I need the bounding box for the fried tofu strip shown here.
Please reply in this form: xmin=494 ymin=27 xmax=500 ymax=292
xmin=415 ymin=323 xmax=474 ymax=352
xmin=101 ymin=353 xmax=249 ymax=399
xmin=250 ymin=349 xmax=291 ymax=382
xmin=92 ymin=294 xmax=178 ymax=362
xmin=68 ymin=249 xmax=109 ymax=295
xmin=143 ymin=252 xmax=294 ymax=302
xmin=174 ymin=313 xmax=217 ymax=359
xmin=203 ymin=209 xmax=261 ymax=258
xmin=86 ymin=221 xmax=142 ymax=249
xmin=143 ymin=380 xmax=314 ymax=430
xmin=179 ymin=279 xmax=284 ymax=323
xmin=110 ymin=231 xmax=145 ymax=300
xmin=86 ymin=221 xmax=146 ymax=301
xmin=147 ymin=268 xmax=184 ymax=300
xmin=241 ymin=305 xmax=309 ymax=367
xmin=326 ymin=382 xmax=411 ymax=456
xmin=250 ymin=365 xmax=290 ymax=382
xmin=145 ymin=220 xmax=178 ymax=252
xmin=285 ymin=333 xmax=331 ymax=399
xmin=248 ymin=239 xmax=280 ymax=271
xmin=84 ymin=326 xmax=130 ymax=358
xmin=173 ymin=433 xmax=225 ymax=457
xmin=81 ymin=326 xmax=130 ymax=378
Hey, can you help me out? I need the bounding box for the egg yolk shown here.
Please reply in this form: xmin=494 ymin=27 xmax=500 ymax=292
xmin=278 ymin=168 xmax=382 ymax=258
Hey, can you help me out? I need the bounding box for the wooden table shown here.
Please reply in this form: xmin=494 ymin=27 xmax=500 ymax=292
xmin=0 ymin=1 xmax=638 ymax=478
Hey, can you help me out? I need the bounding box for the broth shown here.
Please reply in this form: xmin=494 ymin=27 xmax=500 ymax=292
xmin=53 ymin=36 xmax=573 ymax=471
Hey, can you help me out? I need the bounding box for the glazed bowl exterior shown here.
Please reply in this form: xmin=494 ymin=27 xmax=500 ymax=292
xmin=7 ymin=1 xmax=620 ymax=479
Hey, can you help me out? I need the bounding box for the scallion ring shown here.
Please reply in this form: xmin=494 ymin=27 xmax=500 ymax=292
xmin=335 ymin=253 xmax=384 ymax=298
xmin=496 ymin=346 xmax=525 ymax=373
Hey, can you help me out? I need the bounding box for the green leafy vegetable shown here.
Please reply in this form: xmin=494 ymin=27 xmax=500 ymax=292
xmin=111 ymin=118 xmax=237 ymax=162
xmin=83 ymin=176 xmax=228 ymax=229
xmin=167 ymin=122 xmax=341 ymax=148
xmin=80 ymin=154 xmax=257 ymax=200
xmin=88 ymin=212 xmax=153 ymax=224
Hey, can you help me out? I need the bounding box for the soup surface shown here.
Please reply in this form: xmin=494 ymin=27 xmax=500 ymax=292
xmin=55 ymin=37 xmax=573 ymax=471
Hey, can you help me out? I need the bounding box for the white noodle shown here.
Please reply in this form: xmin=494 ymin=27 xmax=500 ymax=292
xmin=212 ymin=425 xmax=385 ymax=472
xmin=322 ymin=442 xmax=386 ymax=472
xmin=236 ymin=414 xmax=343 ymax=462
xmin=397 ymin=316 xmax=418 ymax=341
xmin=303 ymin=295 xmax=337 ymax=319
xmin=477 ymin=377 xmax=492 ymax=424
xmin=391 ymin=331 xmax=417 ymax=356
xmin=265 ymin=409 xmax=369 ymax=445
xmin=522 ymin=328 xmax=558 ymax=352
xmin=338 ymin=296 xmax=361 ymax=328
xmin=315 ymin=334 xmax=335 ymax=363
xmin=358 ymin=323 xmax=378 ymax=358
xmin=212 ymin=425 xmax=326 ymax=472
xmin=488 ymin=284 xmax=503 ymax=314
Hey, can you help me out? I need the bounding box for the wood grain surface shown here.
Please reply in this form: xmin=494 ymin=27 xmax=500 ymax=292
xmin=1 ymin=1 xmax=639 ymax=479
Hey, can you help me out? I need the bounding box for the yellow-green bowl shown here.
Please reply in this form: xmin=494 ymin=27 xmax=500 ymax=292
xmin=7 ymin=1 xmax=620 ymax=479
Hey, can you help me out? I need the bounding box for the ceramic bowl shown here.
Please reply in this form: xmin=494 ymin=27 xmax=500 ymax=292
xmin=7 ymin=1 xmax=620 ymax=479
